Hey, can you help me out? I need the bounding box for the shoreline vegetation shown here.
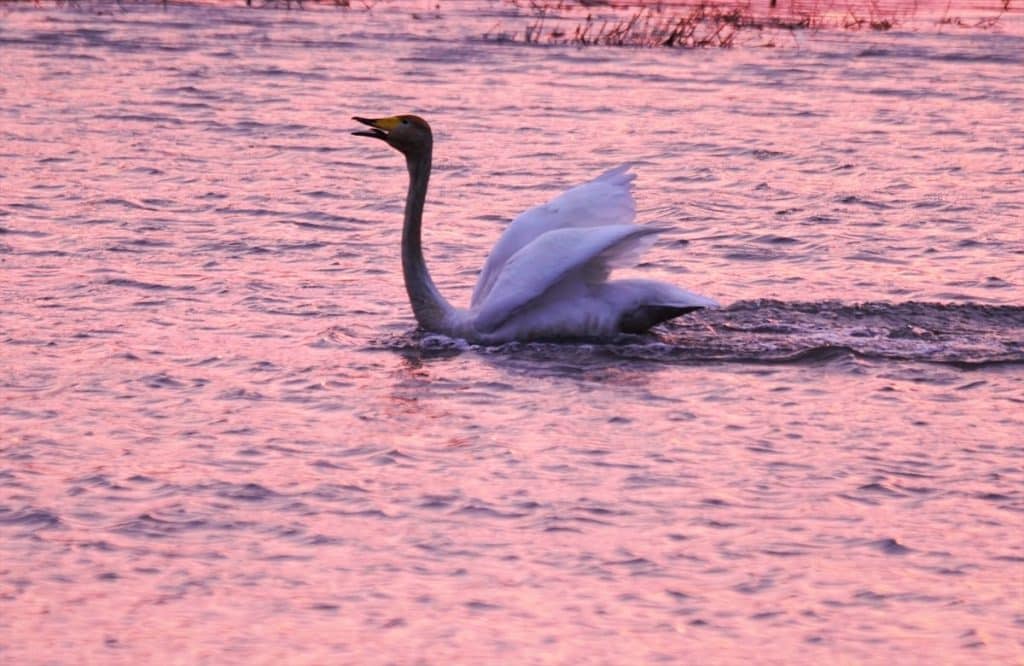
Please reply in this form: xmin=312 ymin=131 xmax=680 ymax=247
xmin=488 ymin=0 xmax=1018 ymax=47
xmin=1 ymin=0 xmax=1017 ymax=47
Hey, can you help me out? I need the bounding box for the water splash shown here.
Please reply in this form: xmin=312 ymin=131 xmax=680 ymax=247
xmin=368 ymin=300 xmax=1024 ymax=366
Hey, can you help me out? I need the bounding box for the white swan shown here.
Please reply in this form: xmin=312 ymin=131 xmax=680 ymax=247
xmin=353 ymin=115 xmax=717 ymax=343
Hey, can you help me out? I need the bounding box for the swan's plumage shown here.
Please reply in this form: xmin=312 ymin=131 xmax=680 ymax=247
xmin=473 ymin=224 xmax=663 ymax=333
xmin=471 ymin=164 xmax=639 ymax=306
xmin=353 ymin=115 xmax=717 ymax=343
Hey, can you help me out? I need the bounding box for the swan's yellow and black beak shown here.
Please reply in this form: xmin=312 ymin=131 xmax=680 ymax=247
xmin=352 ymin=116 xmax=399 ymax=141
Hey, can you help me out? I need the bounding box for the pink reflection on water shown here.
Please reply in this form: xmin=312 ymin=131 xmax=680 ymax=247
xmin=1 ymin=2 xmax=1023 ymax=664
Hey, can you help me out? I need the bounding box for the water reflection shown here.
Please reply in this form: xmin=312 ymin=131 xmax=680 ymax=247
xmin=1 ymin=2 xmax=1022 ymax=664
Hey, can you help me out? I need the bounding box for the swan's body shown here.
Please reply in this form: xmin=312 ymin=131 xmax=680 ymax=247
xmin=353 ymin=115 xmax=717 ymax=343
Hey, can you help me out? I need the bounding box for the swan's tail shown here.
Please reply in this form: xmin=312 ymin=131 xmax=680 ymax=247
xmin=606 ymin=281 xmax=719 ymax=333
xmin=619 ymin=304 xmax=708 ymax=333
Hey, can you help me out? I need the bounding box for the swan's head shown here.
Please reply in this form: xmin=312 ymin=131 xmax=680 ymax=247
xmin=352 ymin=115 xmax=432 ymax=155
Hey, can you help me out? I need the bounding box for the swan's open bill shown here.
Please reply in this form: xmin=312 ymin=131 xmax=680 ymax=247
xmin=352 ymin=114 xmax=717 ymax=343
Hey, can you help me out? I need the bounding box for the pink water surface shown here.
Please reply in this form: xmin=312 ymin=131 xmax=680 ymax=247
xmin=1 ymin=2 xmax=1023 ymax=664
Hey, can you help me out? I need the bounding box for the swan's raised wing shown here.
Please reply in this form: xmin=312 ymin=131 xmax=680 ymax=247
xmin=472 ymin=225 xmax=663 ymax=334
xmin=471 ymin=164 xmax=637 ymax=307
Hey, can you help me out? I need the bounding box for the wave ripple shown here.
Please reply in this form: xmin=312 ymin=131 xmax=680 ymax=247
xmin=667 ymin=300 xmax=1024 ymax=365
xmin=380 ymin=300 xmax=1024 ymax=366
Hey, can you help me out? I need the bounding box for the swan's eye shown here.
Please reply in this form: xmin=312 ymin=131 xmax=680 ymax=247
xmin=401 ymin=119 xmax=410 ymax=125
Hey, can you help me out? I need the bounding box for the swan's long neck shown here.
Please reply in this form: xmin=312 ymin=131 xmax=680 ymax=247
xmin=402 ymin=145 xmax=454 ymax=329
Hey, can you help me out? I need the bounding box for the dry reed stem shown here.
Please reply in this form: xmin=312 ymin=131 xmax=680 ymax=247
xmin=485 ymin=0 xmax=1015 ymax=47
xmin=2 ymin=0 xmax=1014 ymax=40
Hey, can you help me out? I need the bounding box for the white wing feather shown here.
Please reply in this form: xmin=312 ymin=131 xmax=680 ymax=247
xmin=472 ymin=225 xmax=662 ymax=333
xmin=471 ymin=164 xmax=637 ymax=307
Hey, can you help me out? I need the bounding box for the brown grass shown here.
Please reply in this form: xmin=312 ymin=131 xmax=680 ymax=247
xmin=483 ymin=0 xmax=1015 ymax=47
xmin=2 ymin=0 xmax=1015 ymax=44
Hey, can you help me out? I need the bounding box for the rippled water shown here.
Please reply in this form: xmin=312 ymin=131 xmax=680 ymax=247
xmin=2 ymin=2 xmax=1023 ymax=663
